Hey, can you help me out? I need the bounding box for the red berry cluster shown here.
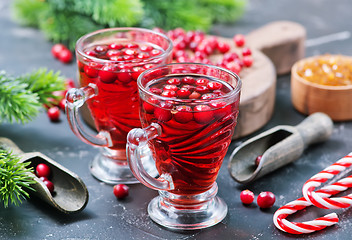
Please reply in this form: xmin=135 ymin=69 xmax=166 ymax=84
xmin=46 ymin=78 xmax=76 ymax=122
xmin=35 ymin=163 xmax=55 ymax=193
xmin=144 ymin=76 xmax=233 ymax=124
xmin=113 ymin=184 xmax=129 ymax=199
xmin=240 ymin=190 xmax=276 ymax=209
xmin=78 ymin=43 xmax=163 ymax=84
xmin=153 ymin=28 xmax=253 ymax=75
xmin=51 ymin=44 xmax=73 ymax=64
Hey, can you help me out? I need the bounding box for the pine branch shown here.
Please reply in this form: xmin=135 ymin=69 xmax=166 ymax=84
xmin=0 ymin=69 xmax=65 ymax=124
xmin=0 ymin=149 xmax=35 ymax=208
xmin=12 ymin=0 xmax=48 ymax=27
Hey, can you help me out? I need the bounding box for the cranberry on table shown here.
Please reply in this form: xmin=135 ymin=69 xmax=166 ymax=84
xmin=58 ymin=49 xmax=73 ymax=64
xmin=47 ymin=107 xmax=60 ymax=122
xmin=243 ymin=56 xmax=253 ymax=67
xmin=240 ymin=190 xmax=255 ymax=204
xmin=36 ymin=163 xmax=51 ymax=178
xmin=257 ymin=191 xmax=276 ymax=208
xmin=255 ymin=155 xmax=263 ymax=166
xmin=58 ymin=98 xmax=66 ymax=111
xmin=113 ymin=184 xmax=129 ymax=199
xmin=51 ymin=44 xmax=66 ymax=58
xmin=233 ymin=34 xmax=246 ymax=47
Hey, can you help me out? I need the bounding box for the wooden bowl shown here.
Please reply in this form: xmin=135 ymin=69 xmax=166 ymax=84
xmin=291 ymin=55 xmax=352 ymax=121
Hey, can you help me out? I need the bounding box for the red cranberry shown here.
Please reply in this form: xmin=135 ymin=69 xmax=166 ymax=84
xmin=150 ymin=87 xmax=163 ymax=95
xmin=154 ymin=102 xmax=173 ymax=122
xmin=174 ymin=105 xmax=193 ymax=123
xmin=51 ymin=44 xmax=66 ymax=58
xmin=225 ymin=61 xmax=242 ymax=75
xmin=39 ymin=176 xmax=48 ymax=182
xmin=194 ymin=105 xmax=214 ymax=124
xmin=243 ymin=56 xmax=253 ymax=67
xmin=113 ymin=184 xmax=129 ymax=199
xmin=131 ymin=66 xmax=144 ymax=81
xmin=257 ymin=191 xmax=276 ymax=208
xmin=140 ymin=45 xmax=153 ymax=52
xmin=195 ymin=78 xmax=209 ymax=86
xmin=201 ymin=93 xmax=216 ymax=100
xmin=36 ymin=163 xmax=51 ymax=178
xmin=233 ymin=34 xmax=245 ymax=47
xmin=116 ymin=69 xmax=132 ymax=83
xmin=177 ymin=89 xmax=191 ymax=98
xmin=137 ymin=52 xmax=150 ymax=59
xmin=207 ymin=81 xmax=223 ymax=90
xmin=47 ymin=107 xmax=60 ymax=122
xmin=106 ymin=49 xmax=122 ymax=58
xmin=44 ymin=180 xmax=55 ymax=193
xmin=163 ymin=85 xmax=178 ymax=91
xmin=123 ymin=48 xmax=138 ymax=56
xmin=99 ymin=64 xmax=117 ymax=83
xmin=181 ymin=85 xmax=195 ymax=92
xmin=108 ymin=43 xmax=124 ymax=50
xmin=195 ymin=85 xmax=209 ymax=94
xmin=182 ymin=77 xmax=196 ymax=84
xmin=167 ymin=78 xmax=181 ymax=85
xmin=161 ymin=90 xmax=176 ymax=98
xmin=240 ymin=190 xmax=255 ymax=204
xmin=58 ymin=49 xmax=73 ymax=64
xmin=65 ymin=78 xmax=75 ymax=89
xmin=126 ymin=43 xmax=138 ymax=48
xmin=223 ymin=52 xmax=239 ymax=62
xmin=58 ymin=98 xmax=66 ymax=111
xmin=150 ymin=49 xmax=162 ymax=56
xmin=217 ymin=42 xmax=230 ymax=53
xmin=94 ymin=45 xmax=108 ymax=53
xmin=242 ymin=47 xmax=252 ymax=56
xmin=255 ymin=155 xmax=262 ymax=166
xmin=189 ymin=91 xmax=201 ymax=99
xmin=210 ymin=101 xmax=231 ymax=118
xmin=85 ymin=50 xmax=97 ymax=57
xmin=84 ymin=62 xmax=101 ymax=78
xmin=143 ymin=98 xmax=159 ymax=114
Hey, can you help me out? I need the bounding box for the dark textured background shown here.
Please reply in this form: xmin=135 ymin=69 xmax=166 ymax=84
xmin=1 ymin=0 xmax=352 ymax=239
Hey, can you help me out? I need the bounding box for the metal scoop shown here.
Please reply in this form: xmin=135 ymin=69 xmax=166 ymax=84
xmin=0 ymin=137 xmax=89 ymax=214
xmin=228 ymin=112 xmax=333 ymax=184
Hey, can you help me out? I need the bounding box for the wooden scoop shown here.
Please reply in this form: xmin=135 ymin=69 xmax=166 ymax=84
xmin=0 ymin=137 xmax=89 ymax=214
xmin=228 ymin=112 xmax=333 ymax=184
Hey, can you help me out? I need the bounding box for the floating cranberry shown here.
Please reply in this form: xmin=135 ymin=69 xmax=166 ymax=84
xmin=85 ymin=50 xmax=97 ymax=57
xmin=143 ymin=98 xmax=159 ymax=114
xmin=150 ymin=49 xmax=162 ymax=56
xmin=99 ymin=64 xmax=117 ymax=83
xmin=201 ymin=93 xmax=216 ymax=100
xmin=108 ymin=43 xmax=124 ymax=50
xmin=95 ymin=45 xmax=108 ymax=53
xmin=116 ymin=69 xmax=132 ymax=83
xmin=167 ymin=78 xmax=181 ymax=85
xmin=106 ymin=49 xmax=122 ymax=58
xmin=84 ymin=62 xmax=101 ymax=78
xmin=36 ymin=163 xmax=51 ymax=178
xmin=195 ymin=85 xmax=209 ymax=94
xmin=195 ymin=78 xmax=209 ymax=86
xmin=131 ymin=66 xmax=144 ymax=80
xmin=182 ymin=77 xmax=196 ymax=85
xmin=161 ymin=90 xmax=176 ymax=98
xmin=154 ymin=102 xmax=173 ymax=122
xmin=194 ymin=105 xmax=214 ymax=124
xmin=126 ymin=43 xmax=139 ymax=48
xmin=140 ymin=45 xmax=153 ymax=52
xmin=243 ymin=56 xmax=253 ymax=67
xmin=233 ymin=34 xmax=245 ymax=47
xmin=150 ymin=87 xmax=163 ymax=95
xmin=174 ymin=105 xmax=193 ymax=123
xmin=181 ymin=85 xmax=196 ymax=92
xmin=163 ymin=84 xmax=178 ymax=91
xmin=210 ymin=101 xmax=231 ymax=118
xmin=58 ymin=49 xmax=73 ymax=64
xmin=257 ymin=191 xmax=276 ymax=208
xmin=189 ymin=91 xmax=201 ymax=99
xmin=44 ymin=180 xmax=55 ymax=193
xmin=47 ymin=107 xmax=60 ymax=122
xmin=240 ymin=190 xmax=255 ymax=204
xmin=177 ymin=89 xmax=191 ymax=98
xmin=207 ymin=81 xmax=223 ymax=90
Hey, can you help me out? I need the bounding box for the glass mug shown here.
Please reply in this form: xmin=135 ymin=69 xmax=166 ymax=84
xmin=65 ymin=28 xmax=173 ymax=184
xmin=127 ymin=63 xmax=241 ymax=230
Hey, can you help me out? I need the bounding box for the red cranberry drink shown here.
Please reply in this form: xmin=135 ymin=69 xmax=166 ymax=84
xmin=141 ymin=75 xmax=239 ymax=195
xmin=66 ymin=28 xmax=173 ymax=184
xmin=127 ymin=63 xmax=241 ymax=230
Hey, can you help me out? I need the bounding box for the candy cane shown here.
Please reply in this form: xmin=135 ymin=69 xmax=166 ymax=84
xmin=302 ymin=153 xmax=352 ymax=209
xmin=273 ymin=153 xmax=352 ymax=234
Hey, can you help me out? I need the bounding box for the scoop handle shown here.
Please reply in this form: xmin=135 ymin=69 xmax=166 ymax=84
xmin=295 ymin=112 xmax=333 ymax=146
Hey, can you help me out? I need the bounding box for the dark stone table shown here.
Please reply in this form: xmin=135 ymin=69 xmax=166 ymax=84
xmin=1 ymin=0 xmax=352 ymax=239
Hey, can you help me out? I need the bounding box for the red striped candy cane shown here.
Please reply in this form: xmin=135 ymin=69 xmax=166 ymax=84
xmin=302 ymin=153 xmax=352 ymax=209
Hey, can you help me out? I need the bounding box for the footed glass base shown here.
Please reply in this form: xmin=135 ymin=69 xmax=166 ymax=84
xmin=90 ymin=146 xmax=158 ymax=184
xmin=147 ymin=183 xmax=227 ymax=230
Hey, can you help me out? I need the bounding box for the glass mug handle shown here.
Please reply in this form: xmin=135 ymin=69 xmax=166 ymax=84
xmin=65 ymin=83 xmax=112 ymax=148
xmin=126 ymin=123 xmax=174 ymax=191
